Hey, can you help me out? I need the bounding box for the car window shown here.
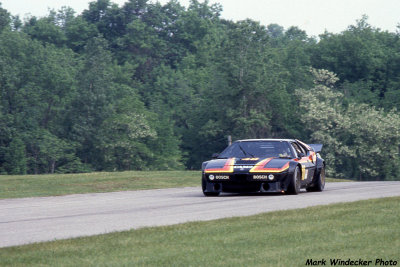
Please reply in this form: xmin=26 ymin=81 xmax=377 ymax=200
xmin=297 ymin=142 xmax=310 ymax=155
xmin=296 ymin=140 xmax=312 ymax=155
xmin=218 ymin=141 xmax=295 ymax=158
xmin=291 ymin=142 xmax=305 ymax=156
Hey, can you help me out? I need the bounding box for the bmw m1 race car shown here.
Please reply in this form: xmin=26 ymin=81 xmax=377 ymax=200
xmin=201 ymin=139 xmax=325 ymax=196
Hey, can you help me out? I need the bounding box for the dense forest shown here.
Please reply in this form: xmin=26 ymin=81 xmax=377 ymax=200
xmin=0 ymin=0 xmax=399 ymax=180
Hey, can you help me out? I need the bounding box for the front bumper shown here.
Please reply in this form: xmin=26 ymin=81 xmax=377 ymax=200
xmin=203 ymin=172 xmax=289 ymax=193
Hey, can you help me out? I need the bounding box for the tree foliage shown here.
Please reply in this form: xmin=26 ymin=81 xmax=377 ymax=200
xmin=0 ymin=2 xmax=399 ymax=180
xmin=296 ymin=69 xmax=400 ymax=180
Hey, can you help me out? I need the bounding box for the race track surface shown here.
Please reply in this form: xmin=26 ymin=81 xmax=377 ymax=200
xmin=1 ymin=182 xmax=400 ymax=248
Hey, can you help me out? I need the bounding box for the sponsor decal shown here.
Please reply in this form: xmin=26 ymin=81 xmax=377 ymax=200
xmin=253 ymin=175 xmax=268 ymax=180
xmin=234 ymin=165 xmax=253 ymax=169
xmin=208 ymin=174 xmax=229 ymax=180
xmin=241 ymin=158 xmax=259 ymax=161
xmin=215 ymin=175 xmax=229 ymax=180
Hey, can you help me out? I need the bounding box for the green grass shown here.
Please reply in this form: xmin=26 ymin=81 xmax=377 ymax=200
xmin=1 ymin=197 xmax=398 ymax=266
xmin=0 ymin=171 xmax=200 ymax=199
xmin=0 ymin=171 xmax=351 ymax=199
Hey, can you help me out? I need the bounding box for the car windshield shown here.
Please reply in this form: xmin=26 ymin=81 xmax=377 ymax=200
xmin=218 ymin=141 xmax=294 ymax=159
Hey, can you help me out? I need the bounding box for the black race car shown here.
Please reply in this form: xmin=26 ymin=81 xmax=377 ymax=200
xmin=201 ymin=139 xmax=325 ymax=196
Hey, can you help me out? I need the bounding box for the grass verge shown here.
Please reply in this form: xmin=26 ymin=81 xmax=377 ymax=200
xmin=0 ymin=171 xmax=350 ymax=199
xmin=1 ymin=197 xmax=398 ymax=266
xmin=0 ymin=171 xmax=200 ymax=199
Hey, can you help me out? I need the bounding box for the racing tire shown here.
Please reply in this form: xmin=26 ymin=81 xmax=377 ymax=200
xmin=306 ymin=167 xmax=325 ymax=192
xmin=203 ymin=191 xmax=220 ymax=197
xmin=287 ymin=165 xmax=301 ymax=195
xmin=202 ymin=177 xmax=220 ymax=197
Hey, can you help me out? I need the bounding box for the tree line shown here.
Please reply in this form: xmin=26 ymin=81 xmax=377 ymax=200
xmin=0 ymin=0 xmax=399 ymax=180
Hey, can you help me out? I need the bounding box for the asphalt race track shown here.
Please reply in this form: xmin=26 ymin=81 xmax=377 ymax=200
xmin=1 ymin=182 xmax=400 ymax=248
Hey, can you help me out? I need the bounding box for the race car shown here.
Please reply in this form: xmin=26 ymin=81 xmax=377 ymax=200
xmin=201 ymin=139 xmax=325 ymax=196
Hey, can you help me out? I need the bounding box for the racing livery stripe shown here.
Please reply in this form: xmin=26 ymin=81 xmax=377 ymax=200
xmin=294 ymin=156 xmax=312 ymax=164
xmin=250 ymin=160 xmax=290 ymax=173
xmin=249 ymin=158 xmax=290 ymax=173
xmin=204 ymin=158 xmax=235 ymax=173
xmin=249 ymin=158 xmax=272 ymax=173
xmin=310 ymin=151 xmax=317 ymax=163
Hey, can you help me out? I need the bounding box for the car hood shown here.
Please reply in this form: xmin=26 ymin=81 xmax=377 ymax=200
xmin=204 ymin=157 xmax=291 ymax=173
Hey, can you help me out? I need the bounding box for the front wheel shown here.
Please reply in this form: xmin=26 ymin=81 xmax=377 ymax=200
xmin=287 ymin=165 xmax=301 ymax=195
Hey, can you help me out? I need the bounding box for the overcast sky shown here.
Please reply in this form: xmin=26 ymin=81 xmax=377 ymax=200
xmin=2 ymin=0 xmax=399 ymax=36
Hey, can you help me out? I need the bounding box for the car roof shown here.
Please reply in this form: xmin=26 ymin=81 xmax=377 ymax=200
xmin=235 ymin=139 xmax=295 ymax=142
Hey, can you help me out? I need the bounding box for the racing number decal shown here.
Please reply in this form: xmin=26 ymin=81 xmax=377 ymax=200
xmin=301 ymin=164 xmax=307 ymax=180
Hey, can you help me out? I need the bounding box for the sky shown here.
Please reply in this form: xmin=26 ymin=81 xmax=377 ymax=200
xmin=1 ymin=0 xmax=400 ymax=37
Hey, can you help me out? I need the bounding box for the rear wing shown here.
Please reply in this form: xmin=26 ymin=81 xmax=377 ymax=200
xmin=308 ymin=144 xmax=323 ymax=153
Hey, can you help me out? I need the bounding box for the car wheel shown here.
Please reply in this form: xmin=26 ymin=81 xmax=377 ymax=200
xmin=306 ymin=167 xmax=325 ymax=192
xmin=315 ymin=167 xmax=325 ymax=191
xmin=202 ymin=176 xmax=220 ymax=197
xmin=287 ymin=165 xmax=301 ymax=195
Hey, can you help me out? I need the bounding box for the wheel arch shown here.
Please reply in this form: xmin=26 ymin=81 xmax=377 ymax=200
xmin=284 ymin=161 xmax=302 ymax=189
xmin=288 ymin=161 xmax=302 ymax=175
xmin=315 ymin=157 xmax=325 ymax=175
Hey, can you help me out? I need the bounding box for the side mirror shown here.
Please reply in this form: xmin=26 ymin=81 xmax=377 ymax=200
xmin=297 ymin=152 xmax=305 ymax=158
xmin=212 ymin=153 xmax=219 ymax=159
